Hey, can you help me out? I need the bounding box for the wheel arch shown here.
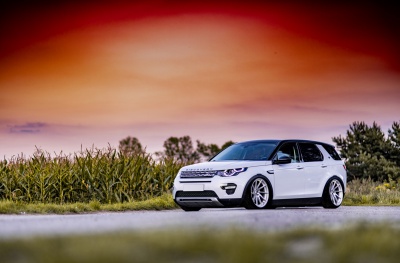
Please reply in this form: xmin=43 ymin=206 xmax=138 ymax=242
xmin=241 ymin=174 xmax=274 ymax=200
xmin=322 ymin=175 xmax=345 ymax=196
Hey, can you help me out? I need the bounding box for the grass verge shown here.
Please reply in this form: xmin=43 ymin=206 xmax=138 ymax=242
xmin=1 ymin=179 xmax=399 ymax=214
xmin=0 ymin=194 xmax=177 ymax=214
xmin=343 ymin=178 xmax=400 ymax=206
xmin=0 ymin=224 xmax=399 ymax=263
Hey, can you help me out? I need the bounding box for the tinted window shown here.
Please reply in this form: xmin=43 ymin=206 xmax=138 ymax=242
xmin=274 ymin=142 xmax=300 ymax=163
xmin=298 ymin=143 xmax=323 ymax=162
xmin=211 ymin=142 xmax=278 ymax=161
xmin=321 ymin=144 xmax=342 ymax=160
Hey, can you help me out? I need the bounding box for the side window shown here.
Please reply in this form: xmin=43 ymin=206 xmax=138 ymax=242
xmin=275 ymin=142 xmax=300 ymax=163
xmin=321 ymin=144 xmax=342 ymax=160
xmin=299 ymin=143 xmax=323 ymax=162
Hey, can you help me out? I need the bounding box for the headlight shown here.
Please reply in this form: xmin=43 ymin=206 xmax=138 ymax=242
xmin=217 ymin=167 xmax=247 ymax=177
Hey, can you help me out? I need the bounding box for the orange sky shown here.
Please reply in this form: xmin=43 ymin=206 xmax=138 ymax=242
xmin=1 ymin=1 xmax=399 ymax=158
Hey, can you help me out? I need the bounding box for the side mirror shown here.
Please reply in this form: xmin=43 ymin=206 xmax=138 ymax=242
xmin=273 ymin=156 xmax=292 ymax=165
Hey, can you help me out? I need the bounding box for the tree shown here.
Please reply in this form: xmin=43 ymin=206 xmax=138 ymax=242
xmin=157 ymin=136 xmax=235 ymax=163
xmin=196 ymin=140 xmax=235 ymax=161
xmin=119 ymin=136 xmax=144 ymax=156
xmin=159 ymin=136 xmax=200 ymax=163
xmin=332 ymin=121 xmax=400 ymax=182
xmin=388 ymin=121 xmax=400 ymax=167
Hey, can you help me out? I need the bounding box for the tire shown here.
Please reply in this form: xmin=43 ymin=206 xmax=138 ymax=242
xmin=243 ymin=177 xmax=273 ymax=209
xmin=322 ymin=176 xmax=344 ymax=209
xmin=179 ymin=205 xmax=201 ymax=212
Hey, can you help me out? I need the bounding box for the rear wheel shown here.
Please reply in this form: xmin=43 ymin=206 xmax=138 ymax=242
xmin=179 ymin=205 xmax=201 ymax=212
xmin=322 ymin=177 xmax=344 ymax=209
xmin=244 ymin=177 xmax=272 ymax=209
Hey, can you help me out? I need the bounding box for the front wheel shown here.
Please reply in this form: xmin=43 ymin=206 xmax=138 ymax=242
xmin=322 ymin=177 xmax=344 ymax=209
xmin=243 ymin=177 xmax=272 ymax=209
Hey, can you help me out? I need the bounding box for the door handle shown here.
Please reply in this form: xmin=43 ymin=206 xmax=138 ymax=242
xmin=321 ymin=164 xmax=327 ymax=168
xmin=297 ymin=166 xmax=304 ymax=170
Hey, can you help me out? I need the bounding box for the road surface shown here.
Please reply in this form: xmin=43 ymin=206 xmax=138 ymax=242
xmin=0 ymin=206 xmax=399 ymax=239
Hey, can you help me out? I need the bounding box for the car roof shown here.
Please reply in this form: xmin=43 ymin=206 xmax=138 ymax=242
xmin=237 ymin=139 xmax=335 ymax=147
xmin=236 ymin=140 xmax=281 ymax=144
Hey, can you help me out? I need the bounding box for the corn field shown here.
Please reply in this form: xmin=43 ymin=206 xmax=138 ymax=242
xmin=0 ymin=148 xmax=182 ymax=204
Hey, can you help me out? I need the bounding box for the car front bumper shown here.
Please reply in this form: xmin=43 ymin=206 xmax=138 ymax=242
xmin=172 ymin=174 xmax=248 ymax=208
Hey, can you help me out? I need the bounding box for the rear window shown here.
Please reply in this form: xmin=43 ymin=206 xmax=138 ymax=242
xmin=298 ymin=143 xmax=323 ymax=162
xmin=321 ymin=144 xmax=342 ymax=160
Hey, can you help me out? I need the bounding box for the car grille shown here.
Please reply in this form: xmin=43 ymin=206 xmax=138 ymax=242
xmin=175 ymin=191 xmax=218 ymax=198
xmin=180 ymin=170 xmax=218 ymax=178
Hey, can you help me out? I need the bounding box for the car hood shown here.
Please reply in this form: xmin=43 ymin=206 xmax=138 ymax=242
xmin=180 ymin=160 xmax=271 ymax=171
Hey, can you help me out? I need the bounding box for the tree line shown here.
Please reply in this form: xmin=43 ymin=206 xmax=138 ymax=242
xmin=120 ymin=120 xmax=400 ymax=182
xmin=119 ymin=136 xmax=234 ymax=163
xmin=333 ymin=121 xmax=400 ymax=182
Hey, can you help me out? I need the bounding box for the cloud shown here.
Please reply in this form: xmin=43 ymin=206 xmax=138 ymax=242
xmin=9 ymin=122 xmax=48 ymax=134
xmin=289 ymin=105 xmax=367 ymax=115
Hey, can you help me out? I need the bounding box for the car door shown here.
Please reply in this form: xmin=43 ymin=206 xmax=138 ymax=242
xmin=298 ymin=142 xmax=325 ymax=197
xmin=272 ymin=142 xmax=305 ymax=199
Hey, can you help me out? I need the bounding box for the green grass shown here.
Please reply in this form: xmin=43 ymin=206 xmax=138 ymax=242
xmin=0 ymin=224 xmax=398 ymax=263
xmin=343 ymin=178 xmax=400 ymax=206
xmin=0 ymin=194 xmax=177 ymax=214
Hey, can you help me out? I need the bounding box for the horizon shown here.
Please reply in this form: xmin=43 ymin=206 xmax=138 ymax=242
xmin=1 ymin=121 xmax=397 ymax=160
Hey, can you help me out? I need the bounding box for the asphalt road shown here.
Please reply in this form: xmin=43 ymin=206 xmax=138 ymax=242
xmin=0 ymin=206 xmax=399 ymax=239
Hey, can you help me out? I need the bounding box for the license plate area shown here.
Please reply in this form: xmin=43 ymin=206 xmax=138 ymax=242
xmin=183 ymin=184 xmax=204 ymax=191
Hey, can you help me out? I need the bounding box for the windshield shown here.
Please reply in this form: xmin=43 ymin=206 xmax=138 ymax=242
xmin=210 ymin=141 xmax=278 ymax=161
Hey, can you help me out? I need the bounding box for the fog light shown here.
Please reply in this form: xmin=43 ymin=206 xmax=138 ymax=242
xmin=221 ymin=183 xmax=237 ymax=195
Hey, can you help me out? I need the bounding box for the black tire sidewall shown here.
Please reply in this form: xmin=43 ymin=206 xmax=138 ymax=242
xmin=322 ymin=176 xmax=344 ymax=209
xmin=243 ymin=176 xmax=273 ymax=209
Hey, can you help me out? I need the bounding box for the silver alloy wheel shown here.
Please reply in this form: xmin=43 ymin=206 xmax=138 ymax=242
xmin=251 ymin=178 xmax=269 ymax=208
xmin=329 ymin=179 xmax=343 ymax=206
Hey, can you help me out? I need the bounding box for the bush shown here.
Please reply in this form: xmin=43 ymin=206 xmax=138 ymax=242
xmin=344 ymin=178 xmax=400 ymax=205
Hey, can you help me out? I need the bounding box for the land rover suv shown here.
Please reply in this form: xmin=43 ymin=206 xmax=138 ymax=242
xmin=173 ymin=140 xmax=346 ymax=211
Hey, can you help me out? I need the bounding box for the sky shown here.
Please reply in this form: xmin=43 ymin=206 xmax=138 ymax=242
xmin=1 ymin=1 xmax=400 ymax=159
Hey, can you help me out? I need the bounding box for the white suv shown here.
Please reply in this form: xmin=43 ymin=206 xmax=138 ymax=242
xmin=173 ymin=140 xmax=346 ymax=211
